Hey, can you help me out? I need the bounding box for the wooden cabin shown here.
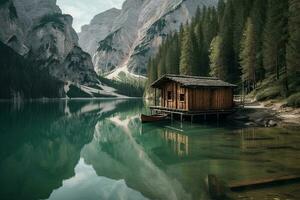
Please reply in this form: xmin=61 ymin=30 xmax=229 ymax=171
xmin=150 ymin=74 xmax=237 ymax=121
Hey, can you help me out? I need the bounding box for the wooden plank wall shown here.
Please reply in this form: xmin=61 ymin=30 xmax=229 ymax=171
xmin=163 ymin=82 xmax=176 ymax=109
xmin=188 ymin=88 xmax=211 ymax=110
xmin=177 ymin=85 xmax=188 ymax=110
xmin=210 ymin=88 xmax=233 ymax=109
xmin=160 ymin=81 xmax=233 ymax=111
xmin=161 ymin=82 xmax=189 ymax=110
xmin=189 ymin=87 xmax=233 ymax=110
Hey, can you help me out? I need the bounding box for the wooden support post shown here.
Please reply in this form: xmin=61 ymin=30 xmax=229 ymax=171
xmin=154 ymin=88 xmax=157 ymax=106
xmin=180 ymin=114 xmax=183 ymax=122
xmin=191 ymin=115 xmax=194 ymax=123
xmin=171 ymin=113 xmax=174 ymax=121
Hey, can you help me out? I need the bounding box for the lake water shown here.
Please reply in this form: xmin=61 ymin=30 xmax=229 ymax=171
xmin=0 ymin=99 xmax=299 ymax=200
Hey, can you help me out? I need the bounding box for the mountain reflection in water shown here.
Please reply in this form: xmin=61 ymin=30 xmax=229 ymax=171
xmin=0 ymin=99 xmax=299 ymax=200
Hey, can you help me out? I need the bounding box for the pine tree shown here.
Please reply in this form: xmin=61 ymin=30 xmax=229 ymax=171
xmin=287 ymin=0 xmax=300 ymax=74
xmin=179 ymin=26 xmax=197 ymax=75
xmin=165 ymin=33 xmax=180 ymax=75
xmin=147 ymin=58 xmax=153 ymax=83
xmin=251 ymin=0 xmax=268 ymax=82
xmin=152 ymin=58 xmax=158 ymax=81
xmin=219 ymin=0 xmax=236 ymax=82
xmin=195 ymin=22 xmax=205 ymax=75
xmin=263 ymin=0 xmax=289 ymax=80
xmin=217 ymin=0 xmax=226 ymax=23
xmin=209 ymin=35 xmax=225 ymax=79
xmin=232 ymin=0 xmax=253 ymax=82
xmin=240 ymin=18 xmax=256 ymax=92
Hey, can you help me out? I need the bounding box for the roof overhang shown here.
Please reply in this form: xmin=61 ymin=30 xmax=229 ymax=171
xmin=151 ymin=74 xmax=237 ymax=89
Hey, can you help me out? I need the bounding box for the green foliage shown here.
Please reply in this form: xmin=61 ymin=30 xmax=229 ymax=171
xmin=256 ymin=86 xmax=281 ymax=101
xmin=97 ymin=30 xmax=119 ymax=52
xmin=251 ymin=0 xmax=267 ymax=81
xmin=0 ymin=42 xmax=63 ymax=99
xmin=147 ymin=19 xmax=166 ymax=35
xmin=219 ymin=0 xmax=237 ymax=82
xmin=287 ymin=92 xmax=300 ymax=107
xmin=263 ymin=0 xmax=289 ymax=80
xmin=240 ymin=18 xmax=256 ymax=83
xmin=209 ymin=35 xmax=223 ymax=78
xmin=286 ymin=0 xmax=300 ymax=74
xmin=180 ymin=25 xmax=198 ymax=75
xmin=0 ymin=0 xmax=9 ymax=6
xmin=67 ymin=85 xmax=91 ymax=98
xmin=98 ymin=75 xmax=145 ymax=97
xmin=146 ymin=0 xmax=299 ymax=103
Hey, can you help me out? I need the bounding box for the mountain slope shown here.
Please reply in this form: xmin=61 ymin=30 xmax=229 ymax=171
xmin=0 ymin=0 xmax=100 ymax=95
xmin=0 ymin=41 xmax=64 ymax=99
xmin=79 ymin=0 xmax=218 ymax=79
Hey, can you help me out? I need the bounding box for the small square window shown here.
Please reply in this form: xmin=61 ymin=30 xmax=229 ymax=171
xmin=167 ymin=91 xmax=172 ymax=100
xmin=180 ymin=94 xmax=185 ymax=102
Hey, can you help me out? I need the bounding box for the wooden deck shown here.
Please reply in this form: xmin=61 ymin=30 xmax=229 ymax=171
xmin=150 ymin=106 xmax=236 ymax=122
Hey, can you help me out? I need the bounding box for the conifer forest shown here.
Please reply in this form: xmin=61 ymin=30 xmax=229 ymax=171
xmin=147 ymin=0 xmax=300 ymax=107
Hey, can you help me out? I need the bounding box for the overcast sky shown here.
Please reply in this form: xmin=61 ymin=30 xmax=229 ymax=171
xmin=57 ymin=0 xmax=125 ymax=32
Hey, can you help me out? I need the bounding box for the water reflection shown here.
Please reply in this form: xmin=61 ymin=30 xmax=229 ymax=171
xmin=48 ymin=159 xmax=147 ymax=200
xmin=239 ymin=128 xmax=291 ymax=149
xmin=0 ymin=99 xmax=145 ymax=200
xmin=0 ymin=100 xmax=299 ymax=200
xmin=160 ymin=129 xmax=189 ymax=157
xmin=81 ymin=115 xmax=191 ymax=200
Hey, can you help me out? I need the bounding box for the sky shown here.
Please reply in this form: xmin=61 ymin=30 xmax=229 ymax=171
xmin=57 ymin=0 xmax=125 ymax=32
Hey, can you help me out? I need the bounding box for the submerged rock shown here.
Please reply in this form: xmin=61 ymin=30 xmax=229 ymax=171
xmin=232 ymin=115 xmax=249 ymax=121
xmin=245 ymin=122 xmax=257 ymax=127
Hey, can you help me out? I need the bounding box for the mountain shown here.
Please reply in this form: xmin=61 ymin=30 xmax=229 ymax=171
xmin=0 ymin=0 xmax=108 ymax=98
xmin=79 ymin=0 xmax=218 ymax=79
xmin=0 ymin=41 xmax=64 ymax=99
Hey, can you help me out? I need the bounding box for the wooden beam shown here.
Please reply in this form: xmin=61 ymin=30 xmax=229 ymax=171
xmin=229 ymin=174 xmax=300 ymax=191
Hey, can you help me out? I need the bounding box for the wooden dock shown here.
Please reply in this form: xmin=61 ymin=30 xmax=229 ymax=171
xmin=150 ymin=106 xmax=235 ymax=122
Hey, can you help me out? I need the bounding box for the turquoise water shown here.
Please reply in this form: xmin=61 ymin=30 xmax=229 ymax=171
xmin=0 ymin=99 xmax=299 ymax=200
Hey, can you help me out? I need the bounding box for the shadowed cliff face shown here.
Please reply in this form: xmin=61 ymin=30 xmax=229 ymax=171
xmin=0 ymin=0 xmax=98 ymax=86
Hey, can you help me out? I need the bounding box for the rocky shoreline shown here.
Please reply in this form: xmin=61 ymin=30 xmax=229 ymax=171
xmin=231 ymin=100 xmax=300 ymax=129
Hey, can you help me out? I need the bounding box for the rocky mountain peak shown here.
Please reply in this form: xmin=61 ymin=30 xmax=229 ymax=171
xmin=79 ymin=0 xmax=218 ymax=79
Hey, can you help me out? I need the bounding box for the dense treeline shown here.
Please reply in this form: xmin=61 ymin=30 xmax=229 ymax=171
xmin=98 ymin=75 xmax=145 ymax=97
xmin=147 ymin=0 xmax=300 ymax=105
xmin=0 ymin=42 xmax=64 ymax=99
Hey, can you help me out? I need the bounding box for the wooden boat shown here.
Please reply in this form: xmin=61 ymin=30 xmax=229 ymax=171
xmin=141 ymin=114 xmax=168 ymax=123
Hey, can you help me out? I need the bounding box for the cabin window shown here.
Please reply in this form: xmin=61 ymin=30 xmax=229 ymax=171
xmin=167 ymin=91 xmax=172 ymax=100
xmin=179 ymin=94 xmax=185 ymax=102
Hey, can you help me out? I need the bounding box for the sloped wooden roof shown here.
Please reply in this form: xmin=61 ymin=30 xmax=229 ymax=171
xmin=151 ymin=74 xmax=237 ymax=88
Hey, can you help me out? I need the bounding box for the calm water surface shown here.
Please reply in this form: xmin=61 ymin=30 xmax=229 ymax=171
xmin=0 ymin=99 xmax=299 ymax=200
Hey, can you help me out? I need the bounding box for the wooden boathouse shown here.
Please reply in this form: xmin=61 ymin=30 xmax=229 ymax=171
xmin=150 ymin=74 xmax=237 ymax=121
